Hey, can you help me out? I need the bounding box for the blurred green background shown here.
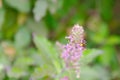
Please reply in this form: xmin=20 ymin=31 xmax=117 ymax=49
xmin=0 ymin=0 xmax=120 ymax=80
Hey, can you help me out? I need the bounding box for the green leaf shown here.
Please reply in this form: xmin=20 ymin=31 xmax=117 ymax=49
xmin=80 ymin=49 xmax=102 ymax=64
xmin=80 ymin=66 xmax=98 ymax=80
xmin=14 ymin=57 xmax=34 ymax=67
xmin=33 ymin=35 xmax=61 ymax=74
xmin=98 ymin=46 xmax=116 ymax=67
xmin=80 ymin=65 xmax=110 ymax=80
xmin=107 ymin=35 xmax=120 ymax=45
xmin=30 ymin=66 xmax=55 ymax=79
xmin=15 ymin=27 xmax=31 ymax=49
xmin=5 ymin=0 xmax=31 ymax=13
xmin=0 ymin=8 xmax=5 ymax=30
xmin=7 ymin=66 xmax=28 ymax=79
xmin=48 ymin=0 xmax=63 ymax=14
xmin=26 ymin=18 xmax=48 ymax=37
xmin=91 ymin=22 xmax=109 ymax=44
xmin=33 ymin=0 xmax=48 ymax=21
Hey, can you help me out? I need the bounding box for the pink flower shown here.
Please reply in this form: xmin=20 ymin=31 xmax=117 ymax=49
xmin=57 ymin=24 xmax=85 ymax=78
xmin=60 ymin=76 xmax=69 ymax=80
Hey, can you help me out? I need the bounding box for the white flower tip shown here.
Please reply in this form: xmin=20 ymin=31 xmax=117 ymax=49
xmin=74 ymin=24 xmax=83 ymax=28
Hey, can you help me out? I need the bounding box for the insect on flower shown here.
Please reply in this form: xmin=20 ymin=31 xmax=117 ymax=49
xmin=57 ymin=24 xmax=86 ymax=78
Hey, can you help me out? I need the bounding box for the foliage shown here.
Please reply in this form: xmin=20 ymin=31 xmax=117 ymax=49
xmin=0 ymin=0 xmax=120 ymax=80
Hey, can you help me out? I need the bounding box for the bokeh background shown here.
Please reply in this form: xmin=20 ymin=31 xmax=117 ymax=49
xmin=0 ymin=0 xmax=120 ymax=80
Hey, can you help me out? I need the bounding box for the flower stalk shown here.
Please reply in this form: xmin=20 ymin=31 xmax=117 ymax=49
xmin=58 ymin=24 xmax=85 ymax=79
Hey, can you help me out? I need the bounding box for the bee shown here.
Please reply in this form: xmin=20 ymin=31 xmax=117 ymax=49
xmin=80 ymin=39 xmax=86 ymax=47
